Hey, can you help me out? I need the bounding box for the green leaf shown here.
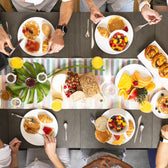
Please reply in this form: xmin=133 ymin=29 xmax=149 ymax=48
xmin=37 ymin=81 xmax=50 ymax=97
xmin=17 ymin=74 xmax=26 ymax=82
xmin=15 ymin=67 xmax=30 ymax=78
xmin=27 ymin=87 xmax=35 ymax=104
xmin=20 ymin=87 xmax=29 ymax=102
xmin=15 ymin=81 xmax=24 ymax=86
xmin=24 ymin=62 xmax=36 ymax=78
xmin=6 ymin=85 xmax=25 ymax=97
xmin=36 ymin=85 xmax=44 ymax=103
xmin=34 ymin=62 xmax=46 ymax=74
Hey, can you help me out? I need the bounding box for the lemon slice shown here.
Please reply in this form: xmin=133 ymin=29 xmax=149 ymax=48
xmin=92 ymin=56 xmax=103 ymax=68
xmin=51 ymin=99 xmax=62 ymax=112
xmin=9 ymin=57 xmax=24 ymax=69
xmin=139 ymin=100 xmax=152 ymax=113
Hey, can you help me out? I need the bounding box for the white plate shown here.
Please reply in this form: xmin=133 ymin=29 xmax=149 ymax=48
xmin=102 ymin=108 xmax=135 ymax=145
xmin=137 ymin=41 xmax=168 ymax=89
xmin=18 ymin=17 xmax=55 ymax=56
xmin=20 ymin=109 xmax=58 ymax=146
xmin=95 ymin=15 xmax=133 ymax=54
xmin=151 ymin=90 xmax=168 ymax=119
xmin=115 ymin=64 xmax=152 ymax=89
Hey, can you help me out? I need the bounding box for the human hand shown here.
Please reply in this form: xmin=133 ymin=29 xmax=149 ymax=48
xmin=90 ymin=5 xmax=104 ymax=24
xmin=9 ymin=138 xmax=21 ymax=155
xmin=43 ymin=134 xmax=57 ymax=161
xmin=47 ymin=29 xmax=64 ymax=54
xmin=0 ymin=25 xmax=14 ymax=55
xmin=161 ymin=125 xmax=168 ymax=140
xmin=141 ymin=5 xmax=161 ymax=24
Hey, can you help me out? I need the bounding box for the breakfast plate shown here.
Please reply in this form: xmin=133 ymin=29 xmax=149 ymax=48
xmin=151 ymin=90 xmax=168 ymax=119
xmin=95 ymin=15 xmax=133 ymax=54
xmin=102 ymin=108 xmax=135 ymax=145
xmin=20 ymin=109 xmax=58 ymax=146
xmin=18 ymin=17 xmax=55 ymax=56
xmin=137 ymin=41 xmax=168 ymax=90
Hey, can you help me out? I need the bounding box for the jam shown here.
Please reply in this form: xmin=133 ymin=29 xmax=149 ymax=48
xmin=25 ymin=40 xmax=40 ymax=53
xmin=25 ymin=78 xmax=36 ymax=88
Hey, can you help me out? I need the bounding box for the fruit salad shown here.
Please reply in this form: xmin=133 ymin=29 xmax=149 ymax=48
xmin=109 ymin=32 xmax=128 ymax=51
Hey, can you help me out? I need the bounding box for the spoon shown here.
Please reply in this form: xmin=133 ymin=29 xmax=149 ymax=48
xmin=85 ymin=19 xmax=90 ymax=38
xmin=90 ymin=115 xmax=95 ymax=125
xmin=11 ymin=113 xmax=37 ymax=123
xmin=139 ymin=124 xmax=144 ymax=143
xmin=64 ymin=121 xmax=68 ymax=141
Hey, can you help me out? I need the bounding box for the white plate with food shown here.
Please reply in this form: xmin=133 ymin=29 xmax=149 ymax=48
xmin=20 ymin=109 xmax=58 ymax=146
xmin=137 ymin=41 xmax=168 ymax=90
xmin=96 ymin=108 xmax=135 ymax=145
xmin=151 ymin=90 xmax=168 ymax=119
xmin=18 ymin=17 xmax=55 ymax=56
xmin=95 ymin=15 xmax=133 ymax=54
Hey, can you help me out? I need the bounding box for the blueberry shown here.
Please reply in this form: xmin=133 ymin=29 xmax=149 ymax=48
xmin=161 ymin=93 xmax=164 ymax=96
xmin=166 ymin=100 xmax=168 ymax=103
xmin=155 ymin=107 xmax=157 ymax=110
xmin=158 ymin=111 xmax=161 ymax=113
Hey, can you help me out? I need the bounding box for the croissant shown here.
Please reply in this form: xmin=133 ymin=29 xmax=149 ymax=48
xmin=145 ymin=45 xmax=159 ymax=61
xmin=97 ymin=27 xmax=110 ymax=38
xmin=159 ymin=63 xmax=168 ymax=78
xmin=152 ymin=53 xmax=167 ymax=69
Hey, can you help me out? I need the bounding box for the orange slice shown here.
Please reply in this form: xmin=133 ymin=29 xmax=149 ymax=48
xmin=146 ymin=82 xmax=155 ymax=92
xmin=139 ymin=100 xmax=152 ymax=113
xmin=9 ymin=57 xmax=24 ymax=69
xmin=51 ymin=99 xmax=62 ymax=112
xmin=92 ymin=56 xmax=103 ymax=68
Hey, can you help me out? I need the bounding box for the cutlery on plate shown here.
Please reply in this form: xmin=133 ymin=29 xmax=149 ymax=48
xmin=134 ymin=115 xmax=142 ymax=143
xmin=85 ymin=19 xmax=90 ymax=38
xmin=139 ymin=124 xmax=144 ymax=143
xmin=11 ymin=113 xmax=37 ymax=123
xmin=8 ymin=38 xmax=24 ymax=57
xmin=91 ymin=22 xmax=94 ymax=49
xmin=90 ymin=115 xmax=95 ymax=125
xmin=5 ymin=21 xmax=12 ymax=40
xmin=64 ymin=121 xmax=68 ymax=141
xmin=27 ymin=127 xmax=43 ymax=135
xmin=135 ymin=15 xmax=162 ymax=32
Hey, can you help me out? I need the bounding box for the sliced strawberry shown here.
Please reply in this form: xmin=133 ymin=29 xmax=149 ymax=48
xmin=114 ymin=135 xmax=120 ymax=140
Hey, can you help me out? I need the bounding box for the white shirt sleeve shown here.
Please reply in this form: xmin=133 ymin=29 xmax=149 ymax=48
xmin=62 ymin=0 xmax=72 ymax=2
xmin=25 ymin=0 xmax=44 ymax=5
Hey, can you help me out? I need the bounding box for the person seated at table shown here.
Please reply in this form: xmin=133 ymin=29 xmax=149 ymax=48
xmin=0 ymin=137 xmax=21 ymax=168
xmin=82 ymin=0 xmax=161 ymax=25
xmin=83 ymin=155 xmax=133 ymax=168
xmin=152 ymin=0 xmax=168 ymax=12
xmin=0 ymin=0 xmax=74 ymax=55
xmin=155 ymin=124 xmax=168 ymax=168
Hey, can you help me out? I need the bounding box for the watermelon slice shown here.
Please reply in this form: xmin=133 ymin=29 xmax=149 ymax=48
xmin=43 ymin=126 xmax=55 ymax=135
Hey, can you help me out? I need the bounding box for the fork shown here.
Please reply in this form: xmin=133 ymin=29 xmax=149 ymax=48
xmin=135 ymin=15 xmax=162 ymax=32
xmin=85 ymin=19 xmax=90 ymax=38
xmin=11 ymin=113 xmax=37 ymax=123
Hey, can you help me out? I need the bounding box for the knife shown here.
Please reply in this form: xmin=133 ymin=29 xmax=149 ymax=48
xmin=8 ymin=38 xmax=24 ymax=57
xmin=134 ymin=115 xmax=142 ymax=143
xmin=91 ymin=22 xmax=94 ymax=49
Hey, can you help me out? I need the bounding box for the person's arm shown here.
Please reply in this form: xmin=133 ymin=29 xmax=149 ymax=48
xmin=47 ymin=0 xmax=74 ymax=54
xmin=138 ymin=0 xmax=161 ymax=24
xmin=84 ymin=0 xmax=104 ymax=24
xmin=9 ymin=138 xmax=21 ymax=168
xmin=43 ymin=135 xmax=65 ymax=168
xmin=156 ymin=125 xmax=168 ymax=168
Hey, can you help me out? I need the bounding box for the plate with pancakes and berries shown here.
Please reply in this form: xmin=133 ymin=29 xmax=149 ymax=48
xmin=138 ymin=41 xmax=168 ymax=90
xmin=94 ymin=108 xmax=135 ymax=145
xmin=95 ymin=15 xmax=133 ymax=54
xmin=151 ymin=90 xmax=168 ymax=119
xmin=18 ymin=17 xmax=55 ymax=56
xmin=20 ymin=109 xmax=58 ymax=146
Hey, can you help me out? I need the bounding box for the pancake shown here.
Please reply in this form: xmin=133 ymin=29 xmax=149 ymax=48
xmin=157 ymin=96 xmax=168 ymax=114
xmin=95 ymin=116 xmax=108 ymax=132
xmin=42 ymin=23 xmax=51 ymax=37
xmin=126 ymin=120 xmax=134 ymax=137
xmin=38 ymin=114 xmax=53 ymax=124
xmin=107 ymin=16 xmax=125 ymax=33
xmin=23 ymin=117 xmax=40 ymax=134
xmin=95 ymin=128 xmax=112 ymax=143
xmin=22 ymin=21 xmax=40 ymax=40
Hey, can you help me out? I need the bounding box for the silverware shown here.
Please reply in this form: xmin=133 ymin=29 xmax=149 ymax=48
xmin=8 ymin=38 xmax=23 ymax=57
xmin=64 ymin=121 xmax=68 ymax=141
xmin=134 ymin=115 xmax=142 ymax=143
xmin=91 ymin=22 xmax=94 ymax=49
xmin=11 ymin=113 xmax=37 ymax=123
xmin=135 ymin=15 xmax=162 ymax=32
xmin=90 ymin=115 xmax=95 ymax=125
xmin=6 ymin=21 xmax=12 ymax=40
xmin=85 ymin=19 xmax=90 ymax=38
xmin=139 ymin=124 xmax=144 ymax=143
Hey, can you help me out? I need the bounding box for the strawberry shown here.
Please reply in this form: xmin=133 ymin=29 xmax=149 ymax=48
xmin=133 ymin=81 xmax=138 ymax=86
xmin=123 ymin=26 xmax=128 ymax=32
xmin=114 ymin=135 xmax=120 ymax=140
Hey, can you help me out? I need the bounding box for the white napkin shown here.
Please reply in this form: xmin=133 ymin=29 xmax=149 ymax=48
xmin=0 ymin=145 xmax=11 ymax=167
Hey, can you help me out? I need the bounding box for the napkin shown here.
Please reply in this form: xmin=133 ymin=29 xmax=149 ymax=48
xmin=0 ymin=145 xmax=11 ymax=167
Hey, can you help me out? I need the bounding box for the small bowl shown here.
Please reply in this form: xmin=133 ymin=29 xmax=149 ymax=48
xmin=107 ymin=114 xmax=129 ymax=135
xmin=11 ymin=98 xmax=21 ymax=107
xmin=6 ymin=73 xmax=17 ymax=84
xmin=37 ymin=72 xmax=47 ymax=83
xmin=109 ymin=30 xmax=129 ymax=54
